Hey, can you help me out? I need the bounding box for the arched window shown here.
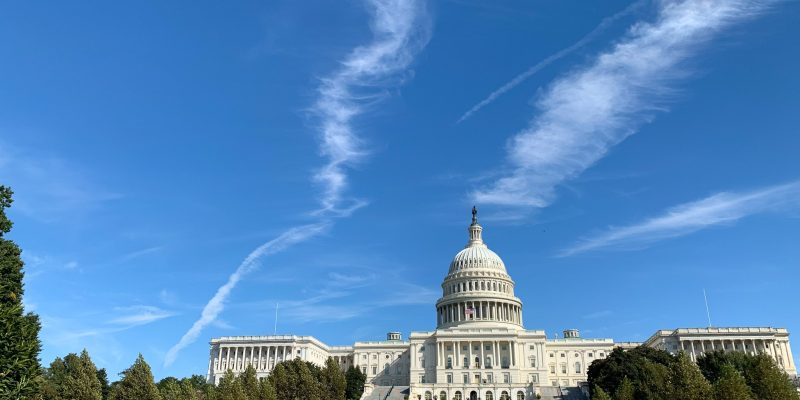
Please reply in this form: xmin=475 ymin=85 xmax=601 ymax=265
xmin=574 ymin=362 xmax=581 ymax=374
xmin=486 ymin=391 xmax=494 ymax=400
xmin=440 ymin=391 xmax=447 ymax=400
xmin=454 ymin=391 xmax=463 ymax=400
xmin=481 ymin=282 xmax=486 ymax=290
xmin=474 ymin=356 xmax=480 ymax=367
xmin=500 ymin=391 xmax=510 ymax=400
xmin=517 ymin=391 xmax=525 ymax=400
xmin=384 ymin=363 xmax=389 ymax=373
xmin=425 ymin=391 xmax=432 ymax=400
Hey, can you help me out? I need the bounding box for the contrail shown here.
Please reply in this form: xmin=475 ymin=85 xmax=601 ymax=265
xmin=456 ymin=1 xmax=645 ymax=124
xmin=164 ymin=0 xmax=431 ymax=367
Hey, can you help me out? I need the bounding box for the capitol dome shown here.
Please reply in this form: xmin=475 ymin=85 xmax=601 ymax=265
xmin=435 ymin=207 xmax=523 ymax=330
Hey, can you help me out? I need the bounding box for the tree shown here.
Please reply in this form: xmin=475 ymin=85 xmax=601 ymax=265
xmin=744 ymin=354 xmax=800 ymax=400
xmin=666 ymin=353 xmax=712 ymax=400
xmin=590 ymin=385 xmax=611 ymax=400
xmin=0 ymin=186 xmax=42 ymax=399
xmin=614 ymin=376 xmax=635 ymax=400
xmin=320 ymin=358 xmax=346 ymax=400
xmin=97 ymin=369 xmax=110 ymax=400
xmin=697 ymin=350 xmax=752 ymax=383
xmin=239 ymin=365 xmax=260 ymax=400
xmin=713 ymin=363 xmax=754 ymax=400
xmin=216 ymin=370 xmax=245 ymax=400
xmin=42 ymin=350 xmax=102 ymax=400
xmin=158 ymin=377 xmax=183 ymax=400
xmin=344 ymin=366 xmax=366 ymax=400
xmin=111 ymin=354 xmax=161 ymax=400
xmin=587 ymin=346 xmax=675 ymax=399
xmin=258 ymin=378 xmax=276 ymax=400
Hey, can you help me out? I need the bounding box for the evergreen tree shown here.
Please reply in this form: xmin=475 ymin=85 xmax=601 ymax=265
xmin=178 ymin=379 xmax=199 ymax=400
xmin=614 ymin=376 xmax=635 ymax=400
xmin=97 ymin=368 xmax=110 ymax=400
xmin=239 ymin=365 xmax=260 ymax=400
xmin=158 ymin=377 xmax=183 ymax=400
xmin=216 ymin=370 xmax=245 ymax=400
xmin=258 ymin=378 xmax=276 ymax=400
xmin=321 ymin=358 xmax=346 ymax=400
xmin=111 ymin=354 xmax=161 ymax=400
xmin=344 ymin=366 xmax=366 ymax=400
xmin=591 ymin=385 xmax=611 ymax=400
xmin=666 ymin=353 xmax=712 ymax=400
xmin=0 ymin=186 xmax=42 ymax=399
xmin=744 ymin=354 xmax=800 ymax=400
xmin=43 ymin=350 xmax=102 ymax=400
xmin=713 ymin=363 xmax=754 ymax=400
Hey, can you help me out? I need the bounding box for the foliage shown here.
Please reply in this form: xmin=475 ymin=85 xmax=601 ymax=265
xmin=590 ymin=385 xmax=611 ymax=400
xmin=43 ymin=350 xmax=103 ymax=400
xmin=267 ymin=359 xmax=325 ymax=400
xmin=321 ymin=358 xmax=346 ymax=400
xmin=0 ymin=185 xmax=42 ymax=399
xmin=97 ymin=369 xmax=110 ymax=400
xmin=111 ymin=354 xmax=161 ymax=400
xmin=344 ymin=366 xmax=366 ymax=400
xmin=614 ymin=376 xmax=635 ymax=400
xmin=666 ymin=353 xmax=712 ymax=400
xmin=258 ymin=378 xmax=276 ymax=400
xmin=698 ymin=350 xmax=799 ymax=400
xmin=587 ymin=346 xmax=675 ymax=399
xmin=216 ymin=370 xmax=245 ymax=400
xmin=239 ymin=365 xmax=260 ymax=400
xmin=713 ymin=363 xmax=754 ymax=400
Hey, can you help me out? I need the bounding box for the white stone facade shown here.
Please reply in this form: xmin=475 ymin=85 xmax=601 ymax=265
xmin=207 ymin=210 xmax=797 ymax=399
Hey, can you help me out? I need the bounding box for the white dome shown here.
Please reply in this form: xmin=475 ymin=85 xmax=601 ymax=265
xmin=448 ymin=245 xmax=507 ymax=274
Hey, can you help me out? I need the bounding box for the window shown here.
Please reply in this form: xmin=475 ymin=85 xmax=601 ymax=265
xmin=362 ymin=354 xmax=367 ymax=359
xmin=588 ymin=353 xmax=593 ymax=358
xmin=384 ymin=363 xmax=390 ymax=373
xmin=487 ymin=374 xmax=493 ymax=383
xmin=454 ymin=392 xmax=463 ymax=400
xmin=425 ymin=392 xmax=432 ymax=400
xmin=385 ymin=354 xmax=390 ymax=359
xmin=549 ymin=364 xmax=555 ymax=374
xmin=517 ymin=391 xmax=525 ymax=400
xmin=474 ymin=374 xmax=480 ymax=383
xmin=529 ymin=356 xmax=536 ymax=368
xmin=574 ymin=362 xmax=581 ymax=374
xmin=574 ymin=353 xmax=580 ymax=358
xmin=372 ymin=354 xmax=377 ymax=359
xmin=485 ymin=345 xmax=491 ymax=350
xmin=474 ymin=345 xmax=479 ymax=351
xmin=561 ymin=364 xmax=567 ymax=374
xmin=361 ymin=366 xmax=366 ymax=374
xmin=560 ymin=353 xmax=565 ymax=358
xmin=486 ymin=392 xmax=494 ymax=400
xmin=419 ymin=375 xmax=425 ymax=383
xmin=447 ymin=345 xmax=453 ymax=351
xmin=530 ymin=374 xmax=538 ymax=383
xmin=440 ymin=392 xmax=447 ymax=400
xmin=463 ymin=357 xmax=468 ymax=367
xmin=503 ymin=373 xmax=510 ymax=383
xmin=599 ymin=352 xmax=605 ymax=358
xmin=462 ymin=345 xmax=468 ymax=351
xmin=447 ymin=357 xmax=452 ymax=369
xmin=549 ymin=353 xmax=554 ymax=358
xmin=463 ymin=374 xmax=469 ymax=383
xmin=502 ymin=345 xmax=508 ymax=350
xmin=529 ymin=345 xmax=535 ymax=350
xmin=421 ymin=357 xmax=425 ymax=368
xmin=500 ymin=391 xmax=510 ymax=400
xmin=447 ymin=374 xmax=453 ymax=383
xmin=372 ymin=366 xmax=377 ymax=374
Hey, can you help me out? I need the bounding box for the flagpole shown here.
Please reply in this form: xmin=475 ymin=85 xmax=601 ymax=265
xmin=703 ymin=289 xmax=712 ymax=327
xmin=274 ymin=303 xmax=279 ymax=335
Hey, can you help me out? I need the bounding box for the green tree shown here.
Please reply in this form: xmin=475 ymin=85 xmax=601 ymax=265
xmin=178 ymin=379 xmax=199 ymax=400
xmin=158 ymin=377 xmax=183 ymax=400
xmin=713 ymin=363 xmax=754 ymax=400
xmin=258 ymin=378 xmax=276 ymax=400
xmin=320 ymin=358 xmax=346 ymax=400
xmin=744 ymin=354 xmax=800 ymax=400
xmin=0 ymin=186 xmax=42 ymax=399
xmin=344 ymin=366 xmax=366 ymax=400
xmin=216 ymin=370 xmax=245 ymax=400
xmin=614 ymin=376 xmax=635 ymax=400
xmin=97 ymin=368 xmax=110 ymax=400
xmin=587 ymin=346 xmax=675 ymax=399
xmin=43 ymin=350 xmax=102 ymax=400
xmin=666 ymin=353 xmax=712 ymax=400
xmin=239 ymin=365 xmax=260 ymax=400
xmin=591 ymin=385 xmax=611 ymax=400
xmin=111 ymin=354 xmax=161 ymax=400
xmin=697 ymin=350 xmax=752 ymax=383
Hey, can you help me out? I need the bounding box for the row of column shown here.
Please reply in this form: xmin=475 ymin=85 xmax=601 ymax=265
xmin=438 ymin=301 xmax=522 ymax=326
xmin=681 ymin=338 xmax=788 ymax=367
xmin=435 ymin=340 xmax=517 ymax=369
xmin=214 ymin=345 xmax=298 ymax=372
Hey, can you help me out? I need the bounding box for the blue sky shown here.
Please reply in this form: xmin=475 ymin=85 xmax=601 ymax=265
xmin=2 ymin=0 xmax=799 ymax=380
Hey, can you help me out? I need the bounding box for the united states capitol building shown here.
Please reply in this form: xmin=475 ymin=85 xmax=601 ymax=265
xmin=207 ymin=209 xmax=797 ymax=400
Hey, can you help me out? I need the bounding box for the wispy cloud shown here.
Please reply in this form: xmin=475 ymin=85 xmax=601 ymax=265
xmin=164 ymin=222 xmax=329 ymax=366
xmin=165 ymin=0 xmax=430 ymax=367
xmin=117 ymin=246 xmax=164 ymax=263
xmin=560 ymin=181 xmax=800 ymax=256
xmin=457 ymin=0 xmax=645 ymax=123
xmin=474 ymin=0 xmax=774 ymax=212
xmin=312 ymin=0 xmax=431 ymax=215
xmin=109 ymin=305 xmax=176 ymax=326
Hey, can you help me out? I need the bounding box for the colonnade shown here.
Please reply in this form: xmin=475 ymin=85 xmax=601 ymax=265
xmin=213 ymin=344 xmax=299 ymax=372
xmin=438 ymin=301 xmax=522 ymax=326
xmin=434 ymin=340 xmax=519 ymax=369
xmin=680 ymin=338 xmax=790 ymax=367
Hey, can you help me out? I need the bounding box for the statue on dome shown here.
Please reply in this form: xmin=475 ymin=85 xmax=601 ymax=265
xmin=471 ymin=206 xmax=478 ymax=224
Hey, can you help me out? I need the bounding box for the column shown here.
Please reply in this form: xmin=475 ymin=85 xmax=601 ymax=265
xmin=511 ymin=341 xmax=516 ymax=367
xmin=701 ymin=340 xmax=706 ymax=354
xmin=494 ymin=341 xmax=499 ymax=367
xmin=467 ymin=341 xmax=472 ymax=369
xmin=216 ymin=346 xmax=223 ymax=372
xmin=480 ymin=341 xmax=485 ymax=368
xmin=455 ymin=340 xmax=460 ymax=367
xmin=690 ymin=341 xmax=696 ymax=362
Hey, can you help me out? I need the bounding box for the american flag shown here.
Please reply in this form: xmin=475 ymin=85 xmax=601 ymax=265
xmin=465 ymin=307 xmax=476 ymax=317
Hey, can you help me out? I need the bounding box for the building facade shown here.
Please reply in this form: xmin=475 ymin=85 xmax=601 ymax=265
xmin=207 ymin=210 xmax=797 ymax=399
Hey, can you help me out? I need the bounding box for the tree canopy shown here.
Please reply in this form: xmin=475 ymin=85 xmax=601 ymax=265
xmin=111 ymin=354 xmax=161 ymax=400
xmin=0 ymin=186 xmax=42 ymax=399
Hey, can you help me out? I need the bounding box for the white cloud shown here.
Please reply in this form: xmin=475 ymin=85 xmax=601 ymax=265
xmin=560 ymin=181 xmax=800 ymax=256
xmin=457 ymin=0 xmax=645 ymax=123
xmin=109 ymin=305 xmax=176 ymax=326
xmin=311 ymin=0 xmax=431 ymax=215
xmin=117 ymin=246 xmax=164 ymax=263
xmin=474 ymin=0 xmax=774 ymax=211
xmin=64 ymin=261 xmax=79 ymax=270
xmin=163 ymin=222 xmax=330 ymax=366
